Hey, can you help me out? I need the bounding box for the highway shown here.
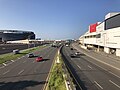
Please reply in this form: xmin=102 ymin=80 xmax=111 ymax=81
xmin=61 ymin=44 xmax=120 ymax=90
xmin=0 ymin=45 xmax=58 ymax=90
xmin=0 ymin=43 xmax=43 ymax=55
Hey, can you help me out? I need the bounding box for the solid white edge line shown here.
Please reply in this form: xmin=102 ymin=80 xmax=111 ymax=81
xmin=94 ymin=81 xmax=103 ymax=89
xmin=85 ymin=52 xmax=120 ymax=71
xmin=73 ymin=44 xmax=120 ymax=78
xmin=73 ymin=44 xmax=120 ymax=71
xmin=109 ymin=80 xmax=120 ymax=89
xmin=74 ymin=46 xmax=120 ymax=79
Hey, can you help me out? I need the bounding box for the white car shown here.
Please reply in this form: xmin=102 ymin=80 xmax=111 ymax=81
xmin=27 ymin=53 xmax=34 ymax=58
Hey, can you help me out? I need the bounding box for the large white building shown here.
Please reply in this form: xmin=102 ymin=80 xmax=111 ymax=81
xmin=79 ymin=12 xmax=120 ymax=56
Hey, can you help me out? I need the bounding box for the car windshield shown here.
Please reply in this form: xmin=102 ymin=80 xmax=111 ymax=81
xmin=0 ymin=1 xmax=119 ymax=90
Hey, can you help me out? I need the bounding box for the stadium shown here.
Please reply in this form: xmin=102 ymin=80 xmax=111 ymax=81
xmin=0 ymin=30 xmax=35 ymax=42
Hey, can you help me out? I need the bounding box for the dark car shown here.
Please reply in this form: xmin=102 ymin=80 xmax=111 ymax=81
xmin=70 ymin=54 xmax=77 ymax=58
xmin=70 ymin=52 xmax=80 ymax=58
xmin=27 ymin=53 xmax=34 ymax=58
xmin=75 ymin=52 xmax=80 ymax=55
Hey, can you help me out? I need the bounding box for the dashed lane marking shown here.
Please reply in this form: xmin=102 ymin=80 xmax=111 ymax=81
xmin=3 ymin=63 xmax=7 ymax=66
xmin=88 ymin=65 xmax=92 ymax=69
xmin=109 ymin=80 xmax=120 ymax=89
xmin=79 ymin=48 xmax=120 ymax=71
xmin=77 ymin=65 xmax=81 ymax=69
xmin=11 ymin=60 xmax=14 ymax=62
xmin=23 ymin=61 xmax=26 ymax=63
xmin=3 ymin=70 xmax=10 ymax=75
xmin=32 ymin=61 xmax=35 ymax=63
xmin=18 ymin=69 xmax=24 ymax=75
xmin=94 ymin=81 xmax=103 ymax=89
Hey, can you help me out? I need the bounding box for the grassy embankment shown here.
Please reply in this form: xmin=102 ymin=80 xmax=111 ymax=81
xmin=0 ymin=45 xmax=45 ymax=64
xmin=47 ymin=54 xmax=66 ymax=90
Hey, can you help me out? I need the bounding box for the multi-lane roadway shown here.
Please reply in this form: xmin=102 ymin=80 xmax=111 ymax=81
xmin=0 ymin=43 xmax=42 ymax=55
xmin=0 ymin=45 xmax=57 ymax=90
xmin=61 ymin=43 xmax=120 ymax=90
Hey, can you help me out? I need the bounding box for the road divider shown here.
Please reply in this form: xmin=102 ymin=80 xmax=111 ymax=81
xmin=43 ymin=47 xmax=75 ymax=90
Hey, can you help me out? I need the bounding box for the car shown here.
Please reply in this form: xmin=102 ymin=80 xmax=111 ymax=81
xmin=70 ymin=54 xmax=76 ymax=58
xmin=27 ymin=53 xmax=34 ymax=58
xmin=66 ymin=44 xmax=69 ymax=47
xmin=36 ymin=56 xmax=43 ymax=62
xmin=75 ymin=52 xmax=80 ymax=55
xmin=13 ymin=49 xmax=20 ymax=54
xmin=70 ymin=52 xmax=80 ymax=58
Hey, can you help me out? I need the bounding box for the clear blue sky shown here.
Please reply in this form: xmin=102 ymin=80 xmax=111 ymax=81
xmin=0 ymin=0 xmax=120 ymax=40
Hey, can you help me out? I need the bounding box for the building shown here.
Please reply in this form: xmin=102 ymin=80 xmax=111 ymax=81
xmin=79 ymin=12 xmax=120 ymax=56
xmin=0 ymin=30 xmax=35 ymax=43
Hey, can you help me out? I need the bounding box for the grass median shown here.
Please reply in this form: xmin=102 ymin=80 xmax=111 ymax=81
xmin=47 ymin=54 xmax=66 ymax=90
xmin=0 ymin=45 xmax=45 ymax=64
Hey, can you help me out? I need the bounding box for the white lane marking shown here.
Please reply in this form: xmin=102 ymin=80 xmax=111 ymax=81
xmin=11 ymin=60 xmax=14 ymax=62
xmin=3 ymin=70 xmax=10 ymax=75
xmin=3 ymin=63 xmax=7 ymax=66
xmin=82 ymin=51 xmax=120 ymax=71
xmin=32 ymin=61 xmax=35 ymax=63
xmin=94 ymin=81 xmax=103 ymax=89
xmin=77 ymin=49 xmax=120 ymax=79
xmin=85 ymin=57 xmax=120 ymax=79
xmin=0 ymin=66 xmax=4 ymax=69
xmin=23 ymin=61 xmax=26 ymax=63
xmin=22 ymin=56 xmax=25 ymax=58
xmin=77 ymin=65 xmax=81 ymax=69
xmin=88 ymin=65 xmax=92 ymax=69
xmin=109 ymin=80 xmax=120 ymax=89
xmin=108 ymin=71 xmax=120 ymax=79
xmin=18 ymin=58 xmax=21 ymax=59
xmin=18 ymin=69 xmax=24 ymax=75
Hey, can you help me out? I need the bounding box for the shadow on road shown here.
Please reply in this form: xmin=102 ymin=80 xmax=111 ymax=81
xmin=0 ymin=72 xmax=49 ymax=79
xmin=0 ymin=80 xmax=46 ymax=90
xmin=43 ymin=59 xmax=50 ymax=61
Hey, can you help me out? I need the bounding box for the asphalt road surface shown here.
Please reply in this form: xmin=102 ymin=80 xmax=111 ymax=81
xmin=0 ymin=46 xmax=58 ymax=90
xmin=61 ymin=44 xmax=120 ymax=90
xmin=0 ymin=43 xmax=43 ymax=55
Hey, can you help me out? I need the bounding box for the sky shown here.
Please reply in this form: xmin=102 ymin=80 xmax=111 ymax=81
xmin=0 ymin=0 xmax=120 ymax=40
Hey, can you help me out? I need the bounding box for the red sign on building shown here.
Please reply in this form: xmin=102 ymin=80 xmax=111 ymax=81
xmin=89 ymin=23 xmax=98 ymax=33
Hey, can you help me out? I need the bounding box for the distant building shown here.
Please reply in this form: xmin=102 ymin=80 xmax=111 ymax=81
xmin=0 ymin=30 xmax=35 ymax=43
xmin=79 ymin=12 xmax=120 ymax=56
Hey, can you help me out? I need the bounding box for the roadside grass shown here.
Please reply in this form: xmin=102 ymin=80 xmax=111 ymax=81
xmin=48 ymin=54 xmax=66 ymax=90
xmin=0 ymin=45 xmax=44 ymax=64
